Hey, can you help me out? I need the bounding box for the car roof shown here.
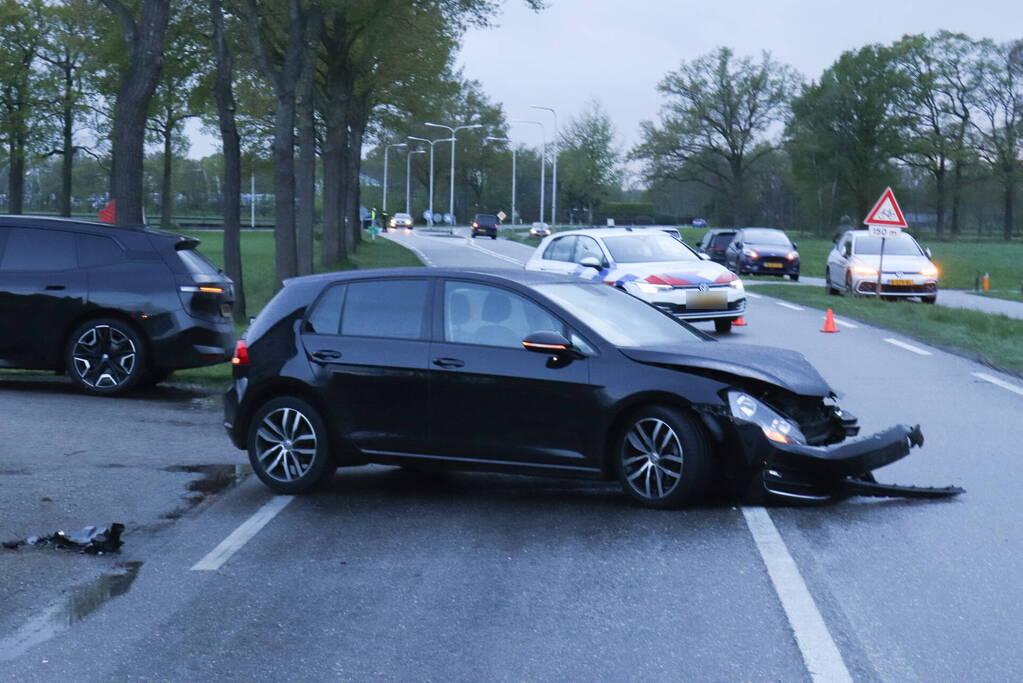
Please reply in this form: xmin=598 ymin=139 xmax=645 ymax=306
xmin=544 ymin=227 xmax=679 ymax=239
xmin=283 ymin=267 xmax=594 ymax=288
xmin=0 ymin=214 xmax=183 ymax=240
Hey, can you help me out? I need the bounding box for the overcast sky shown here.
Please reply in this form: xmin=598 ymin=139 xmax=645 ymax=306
xmin=186 ymin=0 xmax=1023 ymax=158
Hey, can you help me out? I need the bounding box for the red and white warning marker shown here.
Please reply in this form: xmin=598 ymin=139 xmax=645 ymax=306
xmin=864 ymin=187 xmax=907 ymax=238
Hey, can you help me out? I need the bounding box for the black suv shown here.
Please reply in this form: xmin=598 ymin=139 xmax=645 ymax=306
xmin=0 ymin=215 xmax=235 ymax=395
xmin=470 ymin=214 xmax=499 ymax=239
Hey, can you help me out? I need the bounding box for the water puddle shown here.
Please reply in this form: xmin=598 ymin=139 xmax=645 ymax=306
xmin=0 ymin=562 xmax=142 ymax=662
xmin=160 ymin=464 xmax=252 ymax=519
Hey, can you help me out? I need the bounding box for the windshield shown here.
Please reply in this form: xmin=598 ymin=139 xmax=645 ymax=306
xmin=603 ymin=233 xmax=699 ymax=263
xmin=853 ymin=234 xmax=923 ymax=256
xmin=742 ymin=229 xmax=790 ymax=246
xmin=533 ymin=283 xmax=704 ymax=347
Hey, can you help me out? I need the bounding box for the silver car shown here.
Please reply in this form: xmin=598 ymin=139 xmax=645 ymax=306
xmin=826 ymin=230 xmax=938 ymax=302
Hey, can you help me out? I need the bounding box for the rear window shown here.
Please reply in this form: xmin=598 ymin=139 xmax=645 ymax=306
xmin=710 ymin=233 xmax=735 ymax=248
xmin=177 ymin=248 xmax=221 ymax=276
xmin=0 ymin=228 xmax=76 ymax=271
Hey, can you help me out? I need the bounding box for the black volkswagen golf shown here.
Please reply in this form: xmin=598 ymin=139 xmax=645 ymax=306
xmin=0 ymin=215 xmax=235 ymax=395
xmin=224 ymin=268 xmax=959 ymax=507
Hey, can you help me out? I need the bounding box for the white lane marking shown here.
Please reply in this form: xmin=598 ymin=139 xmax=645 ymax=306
xmin=883 ymin=338 xmax=931 ymax=356
xmin=191 ymin=495 xmax=294 ymax=571
xmin=742 ymin=507 xmax=853 ymax=683
xmin=833 ymin=318 xmax=859 ymax=329
xmin=745 ymin=291 xmax=763 ymax=299
xmin=972 ymin=372 xmax=1023 ymax=397
xmin=466 ymin=240 xmax=526 ymax=265
xmin=402 ymin=241 xmax=434 ymax=267
xmin=776 ymin=301 xmax=805 ymax=311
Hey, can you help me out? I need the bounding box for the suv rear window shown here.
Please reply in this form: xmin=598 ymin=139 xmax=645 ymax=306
xmin=177 ymin=248 xmax=220 ymax=276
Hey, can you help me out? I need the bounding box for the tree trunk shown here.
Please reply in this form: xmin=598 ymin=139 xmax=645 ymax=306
xmin=272 ymin=96 xmax=299 ymax=284
xmin=8 ymin=133 xmax=24 ymax=214
xmin=934 ymin=163 xmax=946 ymax=238
xmin=951 ymin=160 xmax=963 ymax=237
xmin=208 ymin=0 xmax=245 ymax=320
xmin=294 ymin=13 xmax=321 ymax=277
xmin=61 ymin=103 xmax=74 ymax=217
xmin=102 ymin=0 xmax=170 ymax=226
xmin=343 ymin=120 xmax=366 ymax=253
xmin=160 ymin=117 xmax=174 ymax=229
xmin=1004 ymin=168 xmax=1014 ymax=242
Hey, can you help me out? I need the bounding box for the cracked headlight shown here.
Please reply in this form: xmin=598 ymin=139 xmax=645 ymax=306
xmin=727 ymin=391 xmax=806 ymax=445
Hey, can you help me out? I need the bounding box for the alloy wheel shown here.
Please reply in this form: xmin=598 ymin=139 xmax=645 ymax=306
xmin=72 ymin=325 xmax=137 ymax=389
xmin=621 ymin=418 xmax=685 ymax=500
xmin=254 ymin=407 xmax=318 ymax=483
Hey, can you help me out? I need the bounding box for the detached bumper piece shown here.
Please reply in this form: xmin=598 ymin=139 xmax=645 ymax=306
xmin=745 ymin=423 xmax=964 ymax=502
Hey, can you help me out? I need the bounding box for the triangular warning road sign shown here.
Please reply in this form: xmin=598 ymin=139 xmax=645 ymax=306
xmin=864 ymin=187 xmax=908 ymax=227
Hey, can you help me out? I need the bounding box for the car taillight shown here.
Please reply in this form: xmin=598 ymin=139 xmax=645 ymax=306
xmin=232 ymin=340 xmax=249 ymax=366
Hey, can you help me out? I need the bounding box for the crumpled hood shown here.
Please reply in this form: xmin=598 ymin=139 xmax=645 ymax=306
xmin=621 ymin=343 xmax=833 ymax=397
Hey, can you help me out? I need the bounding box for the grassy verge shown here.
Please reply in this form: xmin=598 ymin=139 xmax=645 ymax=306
xmin=169 ymin=231 xmax=422 ymax=387
xmin=755 ymin=284 xmax=1023 ymax=377
xmin=972 ymin=289 xmax=1023 ymax=303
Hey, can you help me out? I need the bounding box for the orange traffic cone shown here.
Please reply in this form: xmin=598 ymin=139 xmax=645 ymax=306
xmin=821 ymin=309 xmax=839 ymax=333
xmin=733 ymin=316 xmax=747 ymax=326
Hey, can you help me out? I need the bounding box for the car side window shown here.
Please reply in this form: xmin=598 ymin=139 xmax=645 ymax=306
xmin=305 ymin=284 xmax=346 ymax=335
xmin=444 ymin=281 xmax=564 ymax=349
xmin=0 ymin=228 xmax=76 ymax=271
xmin=340 ymin=280 xmax=430 ymax=339
xmin=575 ymin=236 xmax=605 ymax=264
xmin=77 ymin=234 xmax=124 ymax=267
xmin=543 ymin=236 xmax=577 ymax=262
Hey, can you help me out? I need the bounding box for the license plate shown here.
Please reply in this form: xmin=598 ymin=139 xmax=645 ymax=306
xmin=686 ymin=290 xmax=727 ymax=310
xmin=890 ymin=279 xmax=914 ymax=286
xmin=764 ymin=262 xmax=783 ymax=269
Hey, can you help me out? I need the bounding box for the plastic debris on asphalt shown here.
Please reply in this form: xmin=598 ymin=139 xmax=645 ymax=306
xmin=2 ymin=523 xmax=125 ymax=554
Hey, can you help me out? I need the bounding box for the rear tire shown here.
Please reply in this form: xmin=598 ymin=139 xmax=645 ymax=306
xmin=615 ymin=405 xmax=712 ymax=508
xmin=491 ymin=234 xmax=497 ymax=240
xmin=714 ymin=318 xmax=732 ymax=334
xmin=922 ymin=295 xmax=937 ymax=304
xmin=66 ymin=318 xmax=148 ymax=396
xmin=247 ymin=396 xmax=336 ymax=494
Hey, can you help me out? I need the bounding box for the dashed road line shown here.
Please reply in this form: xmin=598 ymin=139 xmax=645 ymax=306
xmin=745 ymin=291 xmax=763 ymax=299
xmin=883 ymin=338 xmax=932 ymax=356
xmin=742 ymin=507 xmax=853 ymax=683
xmin=465 ymin=239 xmax=527 ymax=266
xmin=833 ymin=318 xmax=858 ymax=329
xmin=776 ymin=301 xmax=805 ymax=311
xmin=402 ymin=241 xmax=434 ymax=267
xmin=972 ymin=372 xmax=1023 ymax=397
xmin=191 ymin=495 xmax=294 ymax=571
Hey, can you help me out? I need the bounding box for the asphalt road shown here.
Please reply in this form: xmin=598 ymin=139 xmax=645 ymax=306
xmin=2 ymin=227 xmax=1021 ymax=680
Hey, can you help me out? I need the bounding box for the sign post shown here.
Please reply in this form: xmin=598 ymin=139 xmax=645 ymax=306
xmin=863 ymin=187 xmax=909 ymax=298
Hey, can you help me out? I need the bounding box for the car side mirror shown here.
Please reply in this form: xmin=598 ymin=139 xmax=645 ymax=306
xmin=579 ymin=256 xmax=603 ymax=270
xmin=925 ymin=247 xmax=932 ymax=259
xmin=698 ymin=252 xmax=710 ymax=260
xmin=791 ymin=241 xmax=798 ymax=250
xmin=843 ymin=246 xmax=851 ymax=258
xmin=734 ymin=241 xmax=742 ymax=249
xmin=522 ymin=330 xmax=584 ymax=365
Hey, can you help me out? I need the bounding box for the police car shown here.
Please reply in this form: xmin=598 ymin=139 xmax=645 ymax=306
xmin=524 ymin=228 xmax=746 ymax=333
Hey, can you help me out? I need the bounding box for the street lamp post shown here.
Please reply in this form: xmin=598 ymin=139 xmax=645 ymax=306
xmin=424 ymin=122 xmax=483 ymax=226
xmin=531 ymin=105 xmax=558 ymax=226
xmin=408 ymin=136 xmax=453 ymax=227
xmin=485 ymin=136 xmax=516 ymax=226
xmin=382 ymin=142 xmax=407 ymax=215
xmin=406 ymin=149 xmax=426 ymax=214
xmin=513 ymin=119 xmax=545 ymax=224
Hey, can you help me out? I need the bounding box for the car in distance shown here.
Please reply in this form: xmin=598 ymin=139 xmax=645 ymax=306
xmin=388 ymin=212 xmax=414 ymax=230
xmin=471 ymin=214 xmax=500 ymax=239
xmin=0 ymin=215 xmax=235 ymax=395
xmin=692 ymin=218 xmax=708 ymax=228
xmin=697 ymin=229 xmax=736 ymax=264
xmin=524 ymin=228 xmax=745 ymax=334
xmin=223 ymin=268 xmax=960 ymax=507
xmin=724 ymin=228 xmax=800 ymax=280
xmin=529 ymin=222 xmax=551 ymax=238
xmin=826 ymin=229 xmax=938 ymax=302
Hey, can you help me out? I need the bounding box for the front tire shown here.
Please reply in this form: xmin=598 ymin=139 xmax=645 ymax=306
xmin=615 ymin=406 xmax=711 ymax=508
xmin=66 ymin=318 xmax=147 ymax=396
xmin=789 ymin=273 xmax=800 ymax=282
xmin=922 ymin=295 xmax=937 ymax=304
xmin=248 ymin=397 xmax=335 ymax=494
xmin=714 ymin=318 xmax=732 ymax=334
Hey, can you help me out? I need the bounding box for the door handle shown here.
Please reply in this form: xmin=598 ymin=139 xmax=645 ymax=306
xmin=311 ymin=349 xmax=343 ymax=361
xmin=432 ymin=357 xmax=465 ymax=369
xmin=45 ymin=285 xmax=66 ymax=291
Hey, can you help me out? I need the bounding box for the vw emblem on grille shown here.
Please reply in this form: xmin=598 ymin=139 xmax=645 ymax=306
xmin=895 ymin=271 xmax=904 ymax=278
xmin=698 ymin=283 xmax=709 ymax=292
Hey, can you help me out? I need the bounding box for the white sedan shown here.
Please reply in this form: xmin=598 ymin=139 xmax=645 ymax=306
xmin=524 ymin=228 xmax=746 ymax=333
xmin=826 ymin=229 xmax=939 ymax=303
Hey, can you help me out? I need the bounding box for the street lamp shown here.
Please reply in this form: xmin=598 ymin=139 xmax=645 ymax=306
xmin=513 ymin=119 xmax=545 ymax=224
xmin=406 ymin=149 xmax=426 ymax=215
xmin=408 ymin=135 xmax=453 ymax=227
xmin=424 ymin=122 xmax=483 ymax=225
xmin=485 ymin=136 xmax=516 ymax=226
xmin=531 ymin=105 xmax=558 ymax=226
xmin=382 ymin=142 xmax=407 ymax=215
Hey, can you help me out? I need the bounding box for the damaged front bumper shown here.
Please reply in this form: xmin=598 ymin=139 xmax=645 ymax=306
xmin=733 ymin=421 xmax=963 ymax=502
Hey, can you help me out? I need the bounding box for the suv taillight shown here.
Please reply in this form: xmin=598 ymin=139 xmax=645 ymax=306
xmin=232 ymin=340 xmax=249 ymax=366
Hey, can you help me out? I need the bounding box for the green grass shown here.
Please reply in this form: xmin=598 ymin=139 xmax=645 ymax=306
xmin=755 ymin=284 xmax=1023 ymax=377
xmin=169 ymin=231 xmax=422 ymax=387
